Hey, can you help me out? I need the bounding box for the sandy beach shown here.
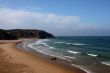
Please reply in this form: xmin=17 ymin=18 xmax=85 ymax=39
xmin=0 ymin=40 xmax=86 ymax=73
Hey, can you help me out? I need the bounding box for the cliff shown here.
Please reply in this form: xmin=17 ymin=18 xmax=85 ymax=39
xmin=0 ymin=29 xmax=54 ymax=40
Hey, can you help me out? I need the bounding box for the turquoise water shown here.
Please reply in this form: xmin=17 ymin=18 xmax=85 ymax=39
xmin=28 ymin=36 xmax=110 ymax=73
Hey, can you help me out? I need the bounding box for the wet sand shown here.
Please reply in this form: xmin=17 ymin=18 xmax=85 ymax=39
xmin=0 ymin=40 xmax=86 ymax=73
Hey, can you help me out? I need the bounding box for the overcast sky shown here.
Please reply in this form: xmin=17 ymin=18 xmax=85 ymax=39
xmin=0 ymin=0 xmax=110 ymax=36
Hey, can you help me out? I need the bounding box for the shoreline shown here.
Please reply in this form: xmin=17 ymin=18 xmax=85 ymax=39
xmin=20 ymin=39 xmax=92 ymax=73
xmin=18 ymin=39 xmax=87 ymax=73
xmin=0 ymin=39 xmax=86 ymax=73
xmin=19 ymin=39 xmax=110 ymax=73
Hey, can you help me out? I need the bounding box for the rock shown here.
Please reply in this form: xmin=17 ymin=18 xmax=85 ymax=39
xmin=50 ymin=57 xmax=57 ymax=60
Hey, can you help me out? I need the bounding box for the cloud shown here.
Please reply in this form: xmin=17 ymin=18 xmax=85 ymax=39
xmin=0 ymin=7 xmax=105 ymax=36
xmin=0 ymin=8 xmax=78 ymax=24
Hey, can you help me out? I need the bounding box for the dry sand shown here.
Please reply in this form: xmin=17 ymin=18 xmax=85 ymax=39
xmin=0 ymin=40 xmax=86 ymax=73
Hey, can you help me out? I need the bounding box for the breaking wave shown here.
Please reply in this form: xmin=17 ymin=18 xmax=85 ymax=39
xmin=66 ymin=43 xmax=89 ymax=46
xmin=86 ymin=53 xmax=98 ymax=57
xmin=67 ymin=50 xmax=80 ymax=54
xmin=101 ymin=61 xmax=110 ymax=67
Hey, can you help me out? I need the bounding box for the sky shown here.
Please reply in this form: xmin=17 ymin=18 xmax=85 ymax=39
xmin=0 ymin=0 xmax=110 ymax=36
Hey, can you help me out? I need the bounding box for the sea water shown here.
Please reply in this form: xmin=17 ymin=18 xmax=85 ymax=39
xmin=28 ymin=36 xmax=110 ymax=73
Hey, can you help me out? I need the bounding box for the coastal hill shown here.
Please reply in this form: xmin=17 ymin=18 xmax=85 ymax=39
xmin=0 ymin=29 xmax=54 ymax=40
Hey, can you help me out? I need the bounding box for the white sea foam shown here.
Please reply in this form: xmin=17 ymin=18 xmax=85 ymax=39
xmin=22 ymin=42 xmax=27 ymax=48
xmin=73 ymin=43 xmax=87 ymax=45
xmin=28 ymin=43 xmax=66 ymax=60
xmin=54 ymin=42 xmax=65 ymax=44
xmin=101 ymin=61 xmax=110 ymax=67
xmin=43 ymin=39 xmax=50 ymax=41
xmin=64 ymin=56 xmax=76 ymax=62
xmin=35 ymin=40 xmax=43 ymax=45
xmin=87 ymin=53 xmax=98 ymax=57
xmin=41 ymin=42 xmax=48 ymax=46
xmin=35 ymin=39 xmax=50 ymax=44
xmin=67 ymin=50 xmax=80 ymax=54
xmin=41 ymin=43 xmax=55 ymax=49
xmin=27 ymin=44 xmax=34 ymax=49
xmin=66 ymin=43 xmax=72 ymax=45
xmin=65 ymin=56 xmax=77 ymax=59
xmin=71 ymin=64 xmax=93 ymax=73
xmin=27 ymin=44 xmax=50 ymax=55
xmin=34 ymin=39 xmax=55 ymax=49
xmin=67 ymin=43 xmax=88 ymax=46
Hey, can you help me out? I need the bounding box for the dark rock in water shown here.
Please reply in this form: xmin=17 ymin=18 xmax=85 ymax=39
xmin=50 ymin=57 xmax=57 ymax=60
xmin=0 ymin=29 xmax=54 ymax=40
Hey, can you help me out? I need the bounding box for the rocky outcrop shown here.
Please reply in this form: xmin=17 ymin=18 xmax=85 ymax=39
xmin=0 ymin=29 xmax=54 ymax=40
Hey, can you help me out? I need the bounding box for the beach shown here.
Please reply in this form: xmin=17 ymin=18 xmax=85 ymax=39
xmin=0 ymin=39 xmax=86 ymax=73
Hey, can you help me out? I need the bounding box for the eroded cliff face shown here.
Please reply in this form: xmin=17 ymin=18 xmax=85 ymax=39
xmin=0 ymin=29 xmax=54 ymax=40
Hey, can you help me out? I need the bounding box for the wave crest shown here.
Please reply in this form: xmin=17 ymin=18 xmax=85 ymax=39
xmin=67 ymin=43 xmax=88 ymax=46
xmin=87 ymin=53 xmax=98 ymax=57
xmin=101 ymin=61 xmax=110 ymax=67
xmin=67 ymin=50 xmax=80 ymax=54
xmin=54 ymin=42 xmax=65 ymax=44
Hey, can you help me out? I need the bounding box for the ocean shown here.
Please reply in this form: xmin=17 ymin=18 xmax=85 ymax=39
xmin=27 ymin=36 xmax=110 ymax=73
